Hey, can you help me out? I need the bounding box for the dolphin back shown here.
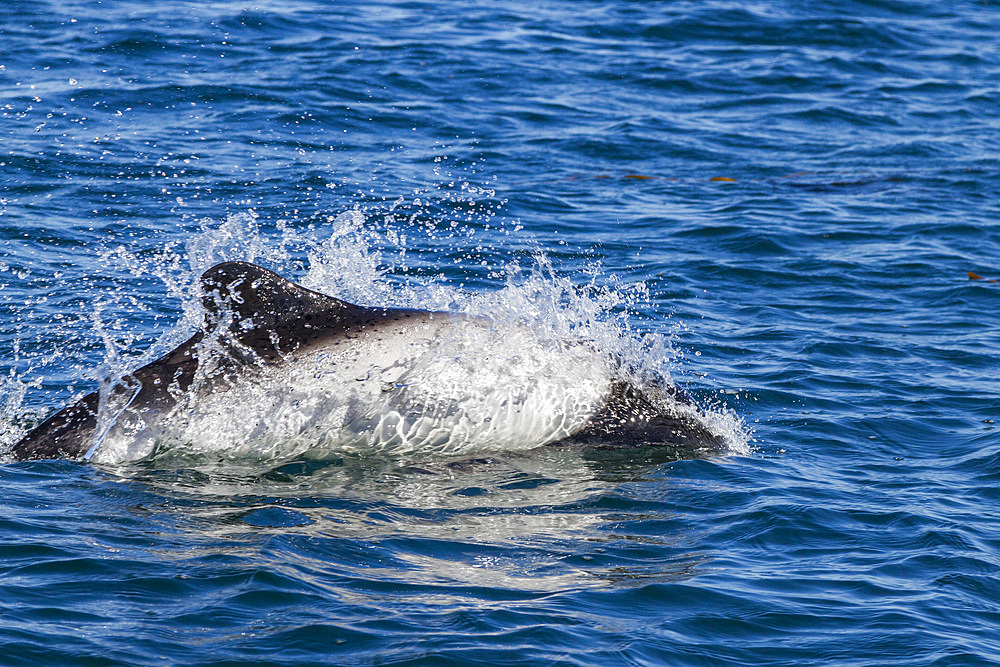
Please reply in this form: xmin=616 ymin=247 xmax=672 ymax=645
xmin=199 ymin=261 xmax=426 ymax=363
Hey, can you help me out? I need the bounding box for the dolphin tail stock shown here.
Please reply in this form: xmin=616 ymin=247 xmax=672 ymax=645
xmin=9 ymin=392 xmax=99 ymax=461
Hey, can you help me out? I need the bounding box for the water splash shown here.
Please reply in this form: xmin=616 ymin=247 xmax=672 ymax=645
xmin=1 ymin=200 xmax=749 ymax=465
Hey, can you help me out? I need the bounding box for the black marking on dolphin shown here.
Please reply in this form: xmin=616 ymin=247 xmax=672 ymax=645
xmin=9 ymin=262 xmax=722 ymax=461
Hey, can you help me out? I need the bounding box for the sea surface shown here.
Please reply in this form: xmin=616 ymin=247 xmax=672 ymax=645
xmin=2 ymin=1 xmax=999 ymax=664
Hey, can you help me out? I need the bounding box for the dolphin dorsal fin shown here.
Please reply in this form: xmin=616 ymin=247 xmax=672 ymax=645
xmin=200 ymin=261 xmax=353 ymax=335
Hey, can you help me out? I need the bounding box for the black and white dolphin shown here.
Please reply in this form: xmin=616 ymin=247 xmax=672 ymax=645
xmin=9 ymin=262 xmax=722 ymax=462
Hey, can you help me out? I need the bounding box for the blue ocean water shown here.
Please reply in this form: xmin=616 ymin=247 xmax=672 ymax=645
xmin=2 ymin=0 xmax=1000 ymax=664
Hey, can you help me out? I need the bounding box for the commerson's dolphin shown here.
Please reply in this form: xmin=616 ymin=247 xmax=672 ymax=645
xmin=9 ymin=262 xmax=722 ymax=462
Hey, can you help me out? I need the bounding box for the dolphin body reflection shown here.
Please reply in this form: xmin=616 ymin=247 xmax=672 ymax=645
xmin=10 ymin=262 xmax=722 ymax=462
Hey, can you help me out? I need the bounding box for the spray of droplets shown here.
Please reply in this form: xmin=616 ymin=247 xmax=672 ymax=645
xmin=0 ymin=187 xmax=749 ymax=463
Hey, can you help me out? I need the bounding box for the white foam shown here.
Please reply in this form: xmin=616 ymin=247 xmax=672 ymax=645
xmin=91 ymin=318 xmax=615 ymax=464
